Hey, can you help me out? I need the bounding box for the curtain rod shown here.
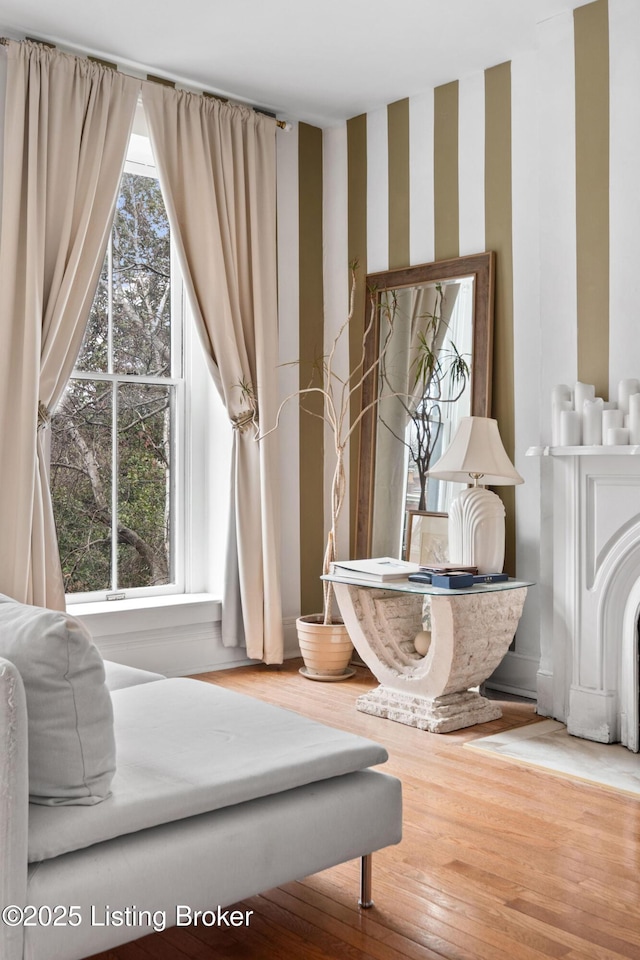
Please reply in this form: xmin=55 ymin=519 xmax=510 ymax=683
xmin=0 ymin=36 xmax=289 ymax=129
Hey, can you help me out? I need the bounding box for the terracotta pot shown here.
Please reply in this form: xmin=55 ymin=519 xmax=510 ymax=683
xmin=296 ymin=614 xmax=353 ymax=677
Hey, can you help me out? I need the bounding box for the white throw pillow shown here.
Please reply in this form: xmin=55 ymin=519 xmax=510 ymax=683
xmin=0 ymin=593 xmax=115 ymax=805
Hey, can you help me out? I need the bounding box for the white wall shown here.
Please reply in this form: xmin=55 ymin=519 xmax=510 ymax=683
xmin=318 ymin=0 xmax=640 ymax=697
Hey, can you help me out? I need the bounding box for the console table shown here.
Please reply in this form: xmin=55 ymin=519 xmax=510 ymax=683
xmin=323 ymin=574 xmax=530 ymax=733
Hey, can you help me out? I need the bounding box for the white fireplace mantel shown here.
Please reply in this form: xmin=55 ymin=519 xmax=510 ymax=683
xmin=527 ymin=444 xmax=640 ymax=457
xmin=529 ymin=445 xmax=640 ymax=751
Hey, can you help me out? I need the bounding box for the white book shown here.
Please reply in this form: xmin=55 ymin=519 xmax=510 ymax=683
xmin=331 ymin=557 xmax=421 ymax=582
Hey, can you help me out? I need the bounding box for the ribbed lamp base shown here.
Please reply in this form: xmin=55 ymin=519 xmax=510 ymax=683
xmin=447 ymin=486 xmax=506 ymax=574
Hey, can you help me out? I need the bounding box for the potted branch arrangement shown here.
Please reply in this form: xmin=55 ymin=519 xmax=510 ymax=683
xmin=246 ymin=264 xmax=397 ymax=679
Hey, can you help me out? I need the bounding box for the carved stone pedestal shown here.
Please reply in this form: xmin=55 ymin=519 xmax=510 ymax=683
xmin=328 ymin=579 xmax=528 ymax=733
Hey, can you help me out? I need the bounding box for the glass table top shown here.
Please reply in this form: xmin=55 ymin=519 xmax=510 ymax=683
xmin=322 ymin=573 xmax=533 ymax=597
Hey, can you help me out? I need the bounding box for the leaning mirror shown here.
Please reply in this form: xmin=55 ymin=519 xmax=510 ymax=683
xmin=355 ymin=252 xmax=495 ymax=560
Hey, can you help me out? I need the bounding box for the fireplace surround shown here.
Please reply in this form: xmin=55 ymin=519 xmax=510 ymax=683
xmin=532 ymin=446 xmax=640 ymax=752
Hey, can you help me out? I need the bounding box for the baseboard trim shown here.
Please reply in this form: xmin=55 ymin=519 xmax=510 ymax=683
xmin=488 ymin=650 xmax=539 ymax=700
xmin=89 ymin=613 xmax=302 ymax=677
xmin=283 ymin=616 xmax=301 ymax=660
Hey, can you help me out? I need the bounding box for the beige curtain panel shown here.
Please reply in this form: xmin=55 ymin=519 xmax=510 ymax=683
xmin=142 ymin=84 xmax=283 ymax=664
xmin=0 ymin=40 xmax=139 ymax=608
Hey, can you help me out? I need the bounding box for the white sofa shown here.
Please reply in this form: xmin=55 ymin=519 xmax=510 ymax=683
xmin=0 ymin=594 xmax=402 ymax=960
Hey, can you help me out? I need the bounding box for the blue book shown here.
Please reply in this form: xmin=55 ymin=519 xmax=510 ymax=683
xmin=431 ymin=573 xmax=475 ymax=589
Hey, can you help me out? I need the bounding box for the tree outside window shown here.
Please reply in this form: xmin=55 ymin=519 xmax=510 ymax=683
xmin=50 ymin=170 xmax=181 ymax=596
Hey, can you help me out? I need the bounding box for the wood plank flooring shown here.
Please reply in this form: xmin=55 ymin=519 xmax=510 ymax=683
xmin=91 ymin=661 xmax=640 ymax=960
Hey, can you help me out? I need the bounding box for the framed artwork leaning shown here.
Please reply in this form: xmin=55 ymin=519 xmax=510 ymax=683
xmin=404 ymin=511 xmax=449 ymax=566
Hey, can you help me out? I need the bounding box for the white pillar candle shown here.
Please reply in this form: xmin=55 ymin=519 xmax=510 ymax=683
xmin=617 ymin=378 xmax=640 ymax=416
xmin=602 ymin=408 xmax=624 ymax=440
xmin=574 ymin=381 xmax=595 ymax=413
xmin=560 ymin=410 xmax=582 ymax=446
xmin=551 ymin=384 xmax=572 ymax=405
xmin=629 ymin=393 xmax=640 ymax=444
xmin=552 ymin=399 xmax=573 ymax=446
xmin=605 ymin=426 xmax=629 ymax=445
xmin=583 ymin=397 xmax=604 ymax=445
xmin=602 ymin=401 xmax=618 ymax=410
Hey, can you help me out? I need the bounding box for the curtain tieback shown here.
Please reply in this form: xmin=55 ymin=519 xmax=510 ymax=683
xmin=37 ymin=402 xmax=52 ymax=431
xmin=230 ymin=409 xmax=258 ymax=433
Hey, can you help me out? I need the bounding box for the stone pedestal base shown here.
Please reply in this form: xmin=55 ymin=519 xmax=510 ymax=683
xmin=356 ymin=686 xmax=502 ymax=733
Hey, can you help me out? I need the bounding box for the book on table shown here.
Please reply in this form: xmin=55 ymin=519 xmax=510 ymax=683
xmin=330 ymin=557 xmax=421 ymax=582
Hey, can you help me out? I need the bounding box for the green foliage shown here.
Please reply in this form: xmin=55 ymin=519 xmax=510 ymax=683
xmin=51 ymin=171 xmax=174 ymax=594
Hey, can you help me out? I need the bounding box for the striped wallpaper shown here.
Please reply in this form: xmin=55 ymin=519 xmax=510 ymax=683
xmin=280 ymin=0 xmax=640 ymax=693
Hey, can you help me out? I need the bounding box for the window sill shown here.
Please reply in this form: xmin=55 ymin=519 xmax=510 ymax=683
xmin=67 ymin=593 xmax=221 ymax=638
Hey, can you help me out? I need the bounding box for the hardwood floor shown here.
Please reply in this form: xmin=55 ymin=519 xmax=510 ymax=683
xmin=92 ymin=661 xmax=640 ymax=960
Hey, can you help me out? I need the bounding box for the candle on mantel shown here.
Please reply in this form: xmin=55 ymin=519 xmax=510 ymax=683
xmin=552 ymin=400 xmax=573 ymax=446
xmin=618 ymin=379 xmax=640 ymax=416
xmin=629 ymin=393 xmax=640 ymax=444
xmin=560 ymin=410 xmax=582 ymax=446
xmin=551 ymin=384 xmax=572 ymax=406
xmin=602 ymin=408 xmax=624 ymax=440
xmin=583 ymin=397 xmax=604 ymax=445
xmin=551 ymin=385 xmax=572 ymax=445
xmin=605 ymin=426 xmax=629 ymax=445
xmin=574 ymin=381 xmax=595 ymax=414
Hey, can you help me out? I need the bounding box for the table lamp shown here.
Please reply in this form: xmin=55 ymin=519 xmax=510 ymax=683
xmin=427 ymin=416 xmax=523 ymax=573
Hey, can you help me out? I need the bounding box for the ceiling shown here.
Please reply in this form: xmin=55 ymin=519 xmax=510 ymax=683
xmin=0 ymin=0 xmax=594 ymax=126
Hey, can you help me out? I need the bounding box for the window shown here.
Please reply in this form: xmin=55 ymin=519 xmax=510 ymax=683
xmin=51 ymin=140 xmax=185 ymax=600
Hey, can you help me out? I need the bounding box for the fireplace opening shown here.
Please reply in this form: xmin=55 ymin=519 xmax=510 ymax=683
xmin=619 ymin=576 xmax=640 ymax=752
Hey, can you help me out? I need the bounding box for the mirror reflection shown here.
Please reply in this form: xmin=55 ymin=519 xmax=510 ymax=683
xmin=372 ymin=277 xmax=473 ymax=557
xmin=356 ymin=253 xmax=494 ymax=561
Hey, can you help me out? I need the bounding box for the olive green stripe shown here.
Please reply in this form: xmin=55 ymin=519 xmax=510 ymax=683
xmin=298 ymin=122 xmax=325 ymax=614
xmin=485 ymin=61 xmax=516 ymax=575
xmin=434 ymin=81 xmax=459 ymax=261
xmin=388 ymin=98 xmax=410 ymax=269
xmin=347 ymin=114 xmax=367 ymax=558
xmin=575 ymin=0 xmax=609 ymax=399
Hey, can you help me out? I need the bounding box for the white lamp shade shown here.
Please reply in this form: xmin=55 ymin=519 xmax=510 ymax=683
xmin=427 ymin=416 xmax=523 ymax=486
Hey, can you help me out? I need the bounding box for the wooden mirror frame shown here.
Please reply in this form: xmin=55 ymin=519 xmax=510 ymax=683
xmin=355 ymin=251 xmax=495 ymax=558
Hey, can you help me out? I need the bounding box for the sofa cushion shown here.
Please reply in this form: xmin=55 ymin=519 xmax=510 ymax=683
xmin=0 ymin=594 xmax=115 ymax=806
xmin=28 ymin=677 xmax=388 ymax=862
xmin=103 ymin=660 xmax=165 ymax=690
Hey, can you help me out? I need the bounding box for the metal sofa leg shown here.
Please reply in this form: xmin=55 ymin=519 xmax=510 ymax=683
xmin=358 ymin=853 xmax=374 ymax=908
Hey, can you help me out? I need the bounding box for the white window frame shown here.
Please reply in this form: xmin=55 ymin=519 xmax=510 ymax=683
xmin=63 ymin=111 xmax=230 ymax=617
